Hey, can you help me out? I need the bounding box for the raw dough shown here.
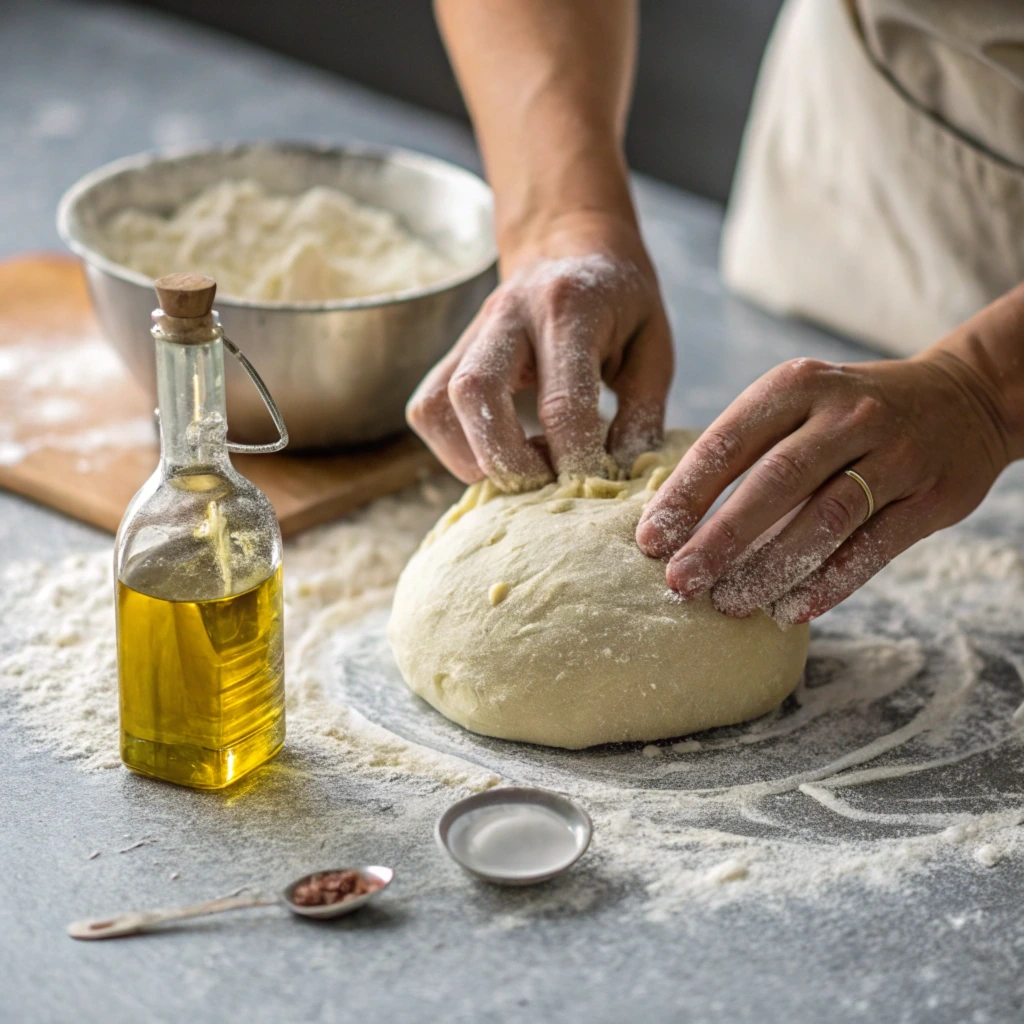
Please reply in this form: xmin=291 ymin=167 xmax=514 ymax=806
xmin=388 ymin=430 xmax=809 ymax=749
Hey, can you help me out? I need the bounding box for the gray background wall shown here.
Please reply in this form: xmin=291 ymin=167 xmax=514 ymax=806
xmin=120 ymin=0 xmax=785 ymax=202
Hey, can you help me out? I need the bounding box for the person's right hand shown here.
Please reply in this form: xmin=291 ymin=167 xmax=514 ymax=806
xmin=406 ymin=210 xmax=674 ymax=492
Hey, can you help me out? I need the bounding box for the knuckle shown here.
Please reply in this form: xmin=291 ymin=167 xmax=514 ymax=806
xmin=405 ymin=396 xmax=429 ymax=431
xmin=903 ymin=484 xmax=943 ymax=521
xmin=704 ymin=514 xmax=741 ymax=550
xmin=540 ymin=274 xmax=587 ymax=316
xmin=481 ymin=287 xmax=520 ymax=321
xmin=757 ymin=449 xmax=807 ymax=496
xmin=816 ymin=492 xmax=857 ymax=536
xmin=406 ymin=384 xmax=447 ymax=432
xmin=448 ymin=369 xmax=497 ymax=408
xmin=697 ymin=426 xmax=745 ymax=470
xmin=537 ymin=390 xmax=578 ymax=433
xmin=846 ymin=394 xmax=887 ymax=430
xmin=776 ymin=357 xmax=830 ymax=387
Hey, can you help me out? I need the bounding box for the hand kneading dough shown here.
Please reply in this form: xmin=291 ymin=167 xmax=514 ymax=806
xmin=388 ymin=430 xmax=809 ymax=749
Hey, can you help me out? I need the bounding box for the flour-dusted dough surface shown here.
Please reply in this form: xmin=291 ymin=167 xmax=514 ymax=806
xmin=389 ymin=430 xmax=809 ymax=749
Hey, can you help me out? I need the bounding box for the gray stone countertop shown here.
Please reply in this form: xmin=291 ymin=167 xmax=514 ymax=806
xmin=1 ymin=3 xmax=1022 ymax=1023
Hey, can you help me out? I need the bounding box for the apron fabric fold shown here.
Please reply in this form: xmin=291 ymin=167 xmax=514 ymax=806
xmin=721 ymin=0 xmax=1024 ymax=357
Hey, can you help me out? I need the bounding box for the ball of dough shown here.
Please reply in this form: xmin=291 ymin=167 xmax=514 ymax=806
xmin=389 ymin=430 xmax=809 ymax=749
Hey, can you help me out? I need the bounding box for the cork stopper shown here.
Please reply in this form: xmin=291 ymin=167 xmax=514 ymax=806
xmin=154 ymin=273 xmax=217 ymax=319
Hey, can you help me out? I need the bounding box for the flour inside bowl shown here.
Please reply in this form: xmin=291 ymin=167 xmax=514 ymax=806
xmin=100 ymin=179 xmax=456 ymax=302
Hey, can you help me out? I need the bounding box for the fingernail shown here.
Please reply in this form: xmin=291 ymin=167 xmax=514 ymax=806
xmin=635 ymin=519 xmax=668 ymax=558
xmin=667 ymin=551 xmax=713 ymax=599
xmin=636 ymin=510 xmax=690 ymax=559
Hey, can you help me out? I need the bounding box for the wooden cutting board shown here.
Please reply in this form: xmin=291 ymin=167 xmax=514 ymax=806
xmin=0 ymin=254 xmax=441 ymax=537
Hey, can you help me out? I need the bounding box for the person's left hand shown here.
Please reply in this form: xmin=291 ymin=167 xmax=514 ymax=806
xmin=635 ymin=351 xmax=1014 ymax=624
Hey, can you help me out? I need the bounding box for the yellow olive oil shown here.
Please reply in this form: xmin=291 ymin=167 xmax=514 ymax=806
xmin=116 ymin=565 xmax=285 ymax=790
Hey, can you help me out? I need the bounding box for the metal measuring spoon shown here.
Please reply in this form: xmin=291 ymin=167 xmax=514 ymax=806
xmin=67 ymin=866 xmax=394 ymax=940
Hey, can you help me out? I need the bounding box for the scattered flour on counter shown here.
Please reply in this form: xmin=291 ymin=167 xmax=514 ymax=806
xmin=0 ymin=336 xmax=151 ymax=469
xmin=0 ymin=418 xmax=157 ymax=468
xmin=0 ymin=476 xmax=496 ymax=793
xmin=100 ymin=179 xmax=457 ymax=302
xmin=298 ymin=513 xmax=1024 ymax=922
xmin=1 ymin=478 xmax=1022 ymax=921
xmin=0 ymin=337 xmax=123 ymax=391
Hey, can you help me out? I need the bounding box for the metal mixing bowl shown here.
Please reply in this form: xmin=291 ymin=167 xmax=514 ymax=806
xmin=57 ymin=142 xmax=496 ymax=448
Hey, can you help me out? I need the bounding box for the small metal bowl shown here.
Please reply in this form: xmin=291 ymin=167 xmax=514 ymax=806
xmin=437 ymin=787 xmax=593 ymax=886
xmin=57 ymin=141 xmax=497 ymax=449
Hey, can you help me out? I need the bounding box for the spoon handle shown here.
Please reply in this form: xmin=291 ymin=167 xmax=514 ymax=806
xmin=67 ymin=893 xmax=276 ymax=940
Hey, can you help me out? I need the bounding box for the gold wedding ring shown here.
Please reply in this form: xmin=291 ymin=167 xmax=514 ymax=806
xmin=845 ymin=469 xmax=875 ymax=521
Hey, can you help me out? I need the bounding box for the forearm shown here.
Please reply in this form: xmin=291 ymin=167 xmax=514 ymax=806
xmin=434 ymin=0 xmax=639 ymax=256
xmin=918 ymin=282 xmax=1024 ymax=464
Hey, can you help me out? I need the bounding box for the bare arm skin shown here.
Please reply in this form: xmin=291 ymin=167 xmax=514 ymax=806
xmin=420 ymin=0 xmax=1023 ymax=624
xmin=636 ymin=289 xmax=1024 ymax=623
xmin=409 ymin=0 xmax=672 ymax=489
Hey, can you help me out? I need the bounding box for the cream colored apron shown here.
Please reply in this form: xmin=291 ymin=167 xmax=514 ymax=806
xmin=721 ymin=0 xmax=1024 ymax=356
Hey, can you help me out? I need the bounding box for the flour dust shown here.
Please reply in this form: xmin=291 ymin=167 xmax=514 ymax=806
xmin=101 ymin=179 xmax=457 ymax=303
xmin=0 ymin=336 xmax=149 ymax=469
xmin=1 ymin=474 xmax=1022 ymax=922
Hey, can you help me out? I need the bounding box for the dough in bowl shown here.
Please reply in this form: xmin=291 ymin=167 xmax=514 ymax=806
xmin=388 ymin=430 xmax=809 ymax=749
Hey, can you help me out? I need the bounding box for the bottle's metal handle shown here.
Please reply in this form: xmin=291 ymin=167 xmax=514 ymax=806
xmin=222 ymin=335 xmax=289 ymax=454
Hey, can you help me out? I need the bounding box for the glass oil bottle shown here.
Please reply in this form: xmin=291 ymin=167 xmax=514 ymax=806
xmin=115 ymin=273 xmax=289 ymax=790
